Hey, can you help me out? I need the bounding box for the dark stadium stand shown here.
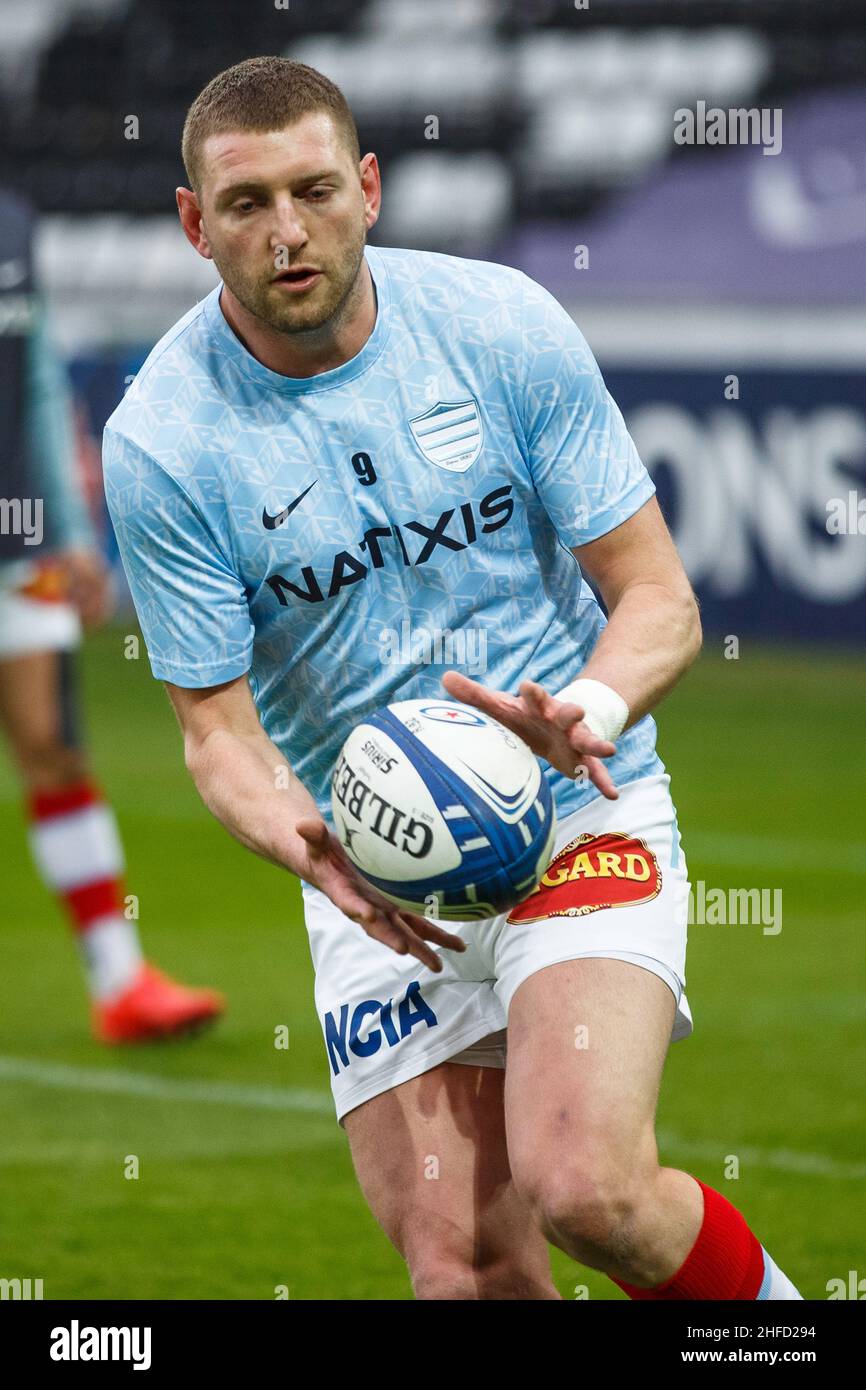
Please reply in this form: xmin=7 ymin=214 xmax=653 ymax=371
xmin=0 ymin=0 xmax=863 ymax=231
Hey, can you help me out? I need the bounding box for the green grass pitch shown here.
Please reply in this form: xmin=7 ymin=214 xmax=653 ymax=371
xmin=1 ymin=627 xmax=863 ymax=1299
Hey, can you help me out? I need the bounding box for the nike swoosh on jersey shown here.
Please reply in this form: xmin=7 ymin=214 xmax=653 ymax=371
xmin=262 ymin=479 xmax=318 ymax=529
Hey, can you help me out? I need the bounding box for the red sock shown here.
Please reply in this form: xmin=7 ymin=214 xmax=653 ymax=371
xmin=26 ymin=780 xmax=142 ymax=998
xmin=27 ymin=782 xmax=126 ymax=925
xmin=612 ymin=1179 xmax=766 ymax=1300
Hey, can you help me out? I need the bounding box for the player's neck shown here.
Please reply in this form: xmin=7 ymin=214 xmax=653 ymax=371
xmin=218 ymin=262 xmax=377 ymax=380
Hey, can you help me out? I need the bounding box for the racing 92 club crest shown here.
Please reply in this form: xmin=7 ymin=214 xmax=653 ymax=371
xmin=408 ymin=398 xmax=483 ymax=473
xmin=507 ymin=831 xmax=662 ymax=924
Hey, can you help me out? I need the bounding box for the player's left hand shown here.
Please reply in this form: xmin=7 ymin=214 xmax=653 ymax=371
xmin=441 ymin=671 xmax=619 ymax=801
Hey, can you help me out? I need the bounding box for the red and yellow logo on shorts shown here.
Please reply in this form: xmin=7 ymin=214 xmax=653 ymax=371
xmin=17 ymin=561 xmax=70 ymax=604
xmin=507 ymin=831 xmax=662 ymax=924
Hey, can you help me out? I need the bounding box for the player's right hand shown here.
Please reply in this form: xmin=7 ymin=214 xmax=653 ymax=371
xmin=293 ymin=817 xmax=468 ymax=973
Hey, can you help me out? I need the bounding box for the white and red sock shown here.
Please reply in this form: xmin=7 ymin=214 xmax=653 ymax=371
xmin=27 ymin=781 xmax=143 ymax=1000
xmin=613 ymin=1178 xmax=803 ymax=1300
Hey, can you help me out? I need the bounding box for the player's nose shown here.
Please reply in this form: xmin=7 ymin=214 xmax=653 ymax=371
xmin=269 ymin=196 xmax=308 ymax=253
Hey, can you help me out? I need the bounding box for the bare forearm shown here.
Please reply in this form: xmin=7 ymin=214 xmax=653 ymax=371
xmin=166 ymin=681 xmax=465 ymax=973
xmin=185 ymin=725 xmax=316 ymax=873
xmin=581 ymin=580 xmax=702 ymax=727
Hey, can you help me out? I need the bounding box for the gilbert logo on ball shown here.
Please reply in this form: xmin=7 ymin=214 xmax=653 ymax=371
xmin=331 ymin=700 xmax=556 ymax=920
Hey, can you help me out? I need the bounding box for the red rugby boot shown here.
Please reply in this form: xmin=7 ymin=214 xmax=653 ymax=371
xmin=93 ymin=963 xmax=225 ymax=1043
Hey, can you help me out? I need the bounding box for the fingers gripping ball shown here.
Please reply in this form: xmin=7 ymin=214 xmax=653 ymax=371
xmin=331 ymin=700 xmax=556 ymax=921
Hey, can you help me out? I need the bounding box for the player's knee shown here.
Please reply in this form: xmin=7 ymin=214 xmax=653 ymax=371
xmin=474 ymin=1262 xmax=559 ymax=1300
xmin=410 ymin=1252 xmax=551 ymax=1301
xmin=516 ymin=1159 xmax=642 ymax=1261
xmin=402 ymin=1215 xmax=551 ymax=1301
xmin=410 ymin=1256 xmax=482 ymax=1300
xmin=15 ymin=738 xmax=86 ymax=789
xmin=402 ymin=1222 xmax=480 ymax=1300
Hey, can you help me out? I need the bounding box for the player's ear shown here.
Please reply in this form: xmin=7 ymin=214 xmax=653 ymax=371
xmin=176 ymin=187 xmax=213 ymax=260
xmin=359 ymin=153 xmax=381 ymax=230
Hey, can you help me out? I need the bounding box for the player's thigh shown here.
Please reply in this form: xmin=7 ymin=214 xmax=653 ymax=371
xmin=343 ymin=1058 xmax=552 ymax=1285
xmin=0 ymin=646 xmax=84 ymax=779
xmin=0 ymin=649 xmax=62 ymax=755
xmin=504 ymin=957 xmax=676 ymax=1207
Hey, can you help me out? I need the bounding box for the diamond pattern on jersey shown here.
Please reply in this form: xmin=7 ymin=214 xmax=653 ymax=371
xmin=103 ymin=243 xmax=663 ymax=822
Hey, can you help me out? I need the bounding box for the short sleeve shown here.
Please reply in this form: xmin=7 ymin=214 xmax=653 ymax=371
xmin=518 ymin=274 xmax=655 ymax=547
xmin=103 ymin=430 xmax=253 ymax=686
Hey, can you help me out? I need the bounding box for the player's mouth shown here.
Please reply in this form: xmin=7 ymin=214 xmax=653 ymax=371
xmin=271 ymin=267 xmax=322 ymax=293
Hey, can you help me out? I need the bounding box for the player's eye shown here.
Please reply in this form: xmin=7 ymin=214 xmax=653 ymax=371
xmin=234 ymin=200 xmax=258 ymax=214
xmin=306 ymin=187 xmax=332 ymax=202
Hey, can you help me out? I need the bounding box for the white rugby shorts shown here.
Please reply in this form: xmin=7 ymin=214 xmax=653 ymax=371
xmin=303 ymin=771 xmax=693 ymax=1123
xmin=0 ymin=563 xmax=80 ymax=658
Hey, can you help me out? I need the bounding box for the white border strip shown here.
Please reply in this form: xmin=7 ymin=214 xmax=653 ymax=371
xmin=570 ymin=303 xmax=866 ymax=368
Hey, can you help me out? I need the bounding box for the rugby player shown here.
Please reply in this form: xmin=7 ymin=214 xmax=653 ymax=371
xmin=103 ymin=58 xmax=802 ymax=1299
xmin=0 ymin=186 xmax=224 ymax=1042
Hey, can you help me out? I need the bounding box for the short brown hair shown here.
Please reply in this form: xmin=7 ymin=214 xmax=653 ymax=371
xmin=182 ymin=56 xmax=361 ymax=194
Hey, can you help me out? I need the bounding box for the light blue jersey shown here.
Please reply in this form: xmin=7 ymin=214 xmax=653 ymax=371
xmin=103 ymin=244 xmax=663 ymax=823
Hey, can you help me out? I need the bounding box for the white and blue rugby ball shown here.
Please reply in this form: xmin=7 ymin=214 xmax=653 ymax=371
xmin=331 ymin=700 xmax=556 ymax=921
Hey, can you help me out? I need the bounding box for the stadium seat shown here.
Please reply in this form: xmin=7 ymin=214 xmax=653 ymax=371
xmin=376 ymin=152 xmax=511 ymax=249
xmin=363 ymin=0 xmax=496 ymax=38
xmin=520 ymin=92 xmax=671 ymax=187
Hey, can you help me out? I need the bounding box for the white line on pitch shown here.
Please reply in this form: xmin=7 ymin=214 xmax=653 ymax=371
xmin=1 ymin=1054 xmax=864 ymax=1182
xmin=2 ymin=798 xmax=861 ymax=873
xmin=0 ymin=1054 xmax=331 ymax=1115
xmin=655 ymin=1130 xmax=866 ymax=1182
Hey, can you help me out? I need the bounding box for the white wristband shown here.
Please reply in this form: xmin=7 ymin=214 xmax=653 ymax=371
xmin=553 ymin=678 xmax=629 ymax=742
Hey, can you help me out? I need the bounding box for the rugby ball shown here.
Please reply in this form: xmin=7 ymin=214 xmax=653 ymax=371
xmin=330 ymin=699 xmax=556 ymax=920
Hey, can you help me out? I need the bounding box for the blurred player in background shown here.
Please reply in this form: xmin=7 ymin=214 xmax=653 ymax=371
xmin=0 ymin=185 xmax=224 ymax=1043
